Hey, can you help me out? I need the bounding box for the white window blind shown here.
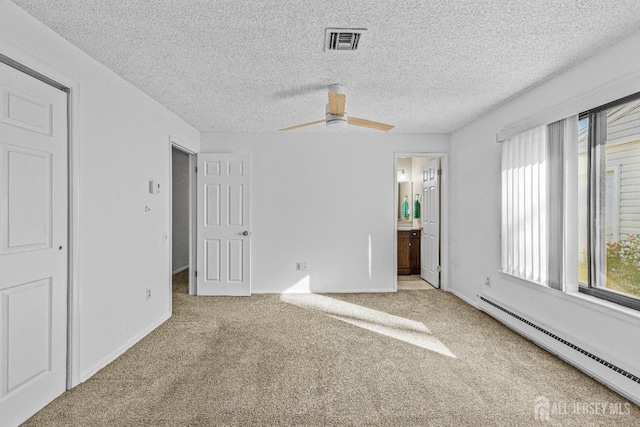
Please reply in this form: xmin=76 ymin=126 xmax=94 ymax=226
xmin=501 ymin=125 xmax=548 ymax=285
xmin=501 ymin=117 xmax=577 ymax=289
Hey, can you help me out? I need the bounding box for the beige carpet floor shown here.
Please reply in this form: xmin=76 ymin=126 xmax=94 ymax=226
xmin=397 ymin=275 xmax=436 ymax=290
xmin=24 ymin=270 xmax=638 ymax=426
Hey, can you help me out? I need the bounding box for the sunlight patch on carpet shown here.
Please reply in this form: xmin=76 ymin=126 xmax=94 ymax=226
xmin=280 ymin=293 xmax=456 ymax=358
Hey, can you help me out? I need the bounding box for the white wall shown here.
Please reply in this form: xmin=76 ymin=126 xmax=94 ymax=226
xmin=201 ymin=132 xmax=449 ymax=293
xmin=172 ymin=148 xmax=190 ymax=273
xmin=0 ymin=1 xmax=200 ymax=382
xmin=450 ymin=31 xmax=640 ymax=401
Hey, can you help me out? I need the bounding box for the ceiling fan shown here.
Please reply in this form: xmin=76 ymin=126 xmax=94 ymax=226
xmin=279 ymin=84 xmax=394 ymax=132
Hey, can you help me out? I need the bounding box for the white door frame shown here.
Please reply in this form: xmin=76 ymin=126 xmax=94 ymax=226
xmin=393 ymin=152 xmax=449 ymax=292
xmin=169 ymin=138 xmax=197 ymax=295
xmin=0 ymin=48 xmax=81 ymax=388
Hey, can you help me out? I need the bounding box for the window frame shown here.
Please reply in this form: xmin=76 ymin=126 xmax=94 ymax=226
xmin=578 ymin=92 xmax=640 ymax=311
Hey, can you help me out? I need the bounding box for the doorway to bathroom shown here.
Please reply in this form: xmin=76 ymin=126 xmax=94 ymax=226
xmin=394 ymin=153 xmax=448 ymax=290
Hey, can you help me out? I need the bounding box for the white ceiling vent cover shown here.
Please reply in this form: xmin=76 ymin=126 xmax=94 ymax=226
xmin=325 ymin=28 xmax=367 ymax=51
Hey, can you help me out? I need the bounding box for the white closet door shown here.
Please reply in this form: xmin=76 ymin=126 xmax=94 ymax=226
xmin=0 ymin=61 xmax=68 ymax=426
xmin=196 ymin=153 xmax=251 ymax=296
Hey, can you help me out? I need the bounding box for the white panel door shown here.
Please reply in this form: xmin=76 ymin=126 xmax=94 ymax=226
xmin=197 ymin=154 xmax=250 ymax=296
xmin=0 ymin=62 xmax=68 ymax=426
xmin=421 ymin=159 xmax=440 ymax=287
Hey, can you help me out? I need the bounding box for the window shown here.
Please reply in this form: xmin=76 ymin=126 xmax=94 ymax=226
xmin=578 ymin=94 xmax=640 ymax=310
xmin=501 ymin=93 xmax=640 ymax=311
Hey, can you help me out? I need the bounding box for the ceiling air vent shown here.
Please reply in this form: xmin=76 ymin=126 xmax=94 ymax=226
xmin=325 ymin=28 xmax=366 ymax=51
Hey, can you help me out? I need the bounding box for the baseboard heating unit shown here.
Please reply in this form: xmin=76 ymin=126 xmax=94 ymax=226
xmin=477 ymin=295 xmax=640 ymax=405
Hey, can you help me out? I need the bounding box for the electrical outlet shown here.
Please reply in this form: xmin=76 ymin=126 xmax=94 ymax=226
xmin=296 ymin=262 xmax=308 ymax=271
xmin=146 ymin=288 xmax=152 ymax=300
xmin=484 ymin=277 xmax=491 ymax=287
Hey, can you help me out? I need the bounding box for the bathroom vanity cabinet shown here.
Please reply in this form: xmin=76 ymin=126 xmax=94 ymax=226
xmin=397 ymin=229 xmax=421 ymax=275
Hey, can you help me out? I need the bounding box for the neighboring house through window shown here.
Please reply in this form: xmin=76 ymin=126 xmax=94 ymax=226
xmin=579 ymin=96 xmax=640 ymax=307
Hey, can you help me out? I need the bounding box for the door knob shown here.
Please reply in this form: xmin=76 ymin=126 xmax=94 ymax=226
xmin=242 ymin=231 xmax=251 ymax=236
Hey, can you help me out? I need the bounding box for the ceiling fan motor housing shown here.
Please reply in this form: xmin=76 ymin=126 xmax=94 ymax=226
xmin=328 ymin=83 xmax=345 ymax=94
xmin=325 ymin=103 xmax=348 ymax=128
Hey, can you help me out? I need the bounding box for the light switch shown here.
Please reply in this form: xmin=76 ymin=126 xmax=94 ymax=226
xmin=149 ymin=180 xmax=160 ymax=194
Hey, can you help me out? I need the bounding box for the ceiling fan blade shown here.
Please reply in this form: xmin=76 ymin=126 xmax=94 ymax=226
xmin=328 ymin=92 xmax=346 ymax=116
xmin=348 ymin=116 xmax=394 ymax=132
xmin=279 ymin=119 xmax=325 ymax=131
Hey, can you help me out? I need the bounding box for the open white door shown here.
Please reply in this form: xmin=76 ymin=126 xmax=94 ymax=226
xmin=421 ymin=158 xmax=440 ymax=287
xmin=0 ymin=62 xmax=68 ymax=425
xmin=196 ymin=153 xmax=251 ymax=296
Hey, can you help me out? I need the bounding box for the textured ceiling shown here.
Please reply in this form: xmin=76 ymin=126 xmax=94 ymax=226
xmin=11 ymin=0 xmax=640 ymax=133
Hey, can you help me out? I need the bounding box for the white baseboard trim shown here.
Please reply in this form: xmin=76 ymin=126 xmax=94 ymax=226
xmin=79 ymin=311 xmax=171 ymax=383
xmin=447 ymin=288 xmax=479 ymax=308
xmin=172 ymin=265 xmax=189 ymax=275
xmin=315 ymin=288 xmax=395 ymax=294
xmin=477 ymin=296 xmax=640 ymax=407
xmin=252 ymin=288 xmax=396 ymax=294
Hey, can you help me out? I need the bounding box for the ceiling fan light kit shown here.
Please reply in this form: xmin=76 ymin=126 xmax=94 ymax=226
xmin=325 ymin=104 xmax=348 ymax=128
xmin=280 ymin=84 xmax=394 ymax=132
